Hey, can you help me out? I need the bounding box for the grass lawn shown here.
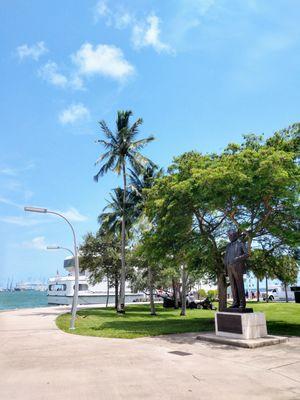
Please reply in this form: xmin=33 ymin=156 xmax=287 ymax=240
xmin=56 ymin=302 xmax=300 ymax=339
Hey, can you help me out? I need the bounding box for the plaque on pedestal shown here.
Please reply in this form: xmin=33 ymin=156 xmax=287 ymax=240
xmin=215 ymin=311 xmax=267 ymax=340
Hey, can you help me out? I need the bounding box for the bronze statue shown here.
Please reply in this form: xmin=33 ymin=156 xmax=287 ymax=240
xmin=224 ymin=229 xmax=249 ymax=310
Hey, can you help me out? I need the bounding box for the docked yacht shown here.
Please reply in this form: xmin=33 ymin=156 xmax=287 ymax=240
xmin=47 ymin=256 xmax=145 ymax=305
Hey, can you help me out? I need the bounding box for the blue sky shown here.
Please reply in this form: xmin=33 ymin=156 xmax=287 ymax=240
xmin=1 ymin=0 xmax=300 ymax=287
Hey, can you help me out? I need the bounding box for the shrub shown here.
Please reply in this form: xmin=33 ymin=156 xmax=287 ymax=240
xmin=207 ymin=289 xmax=218 ymax=301
xmin=198 ymin=288 xmax=207 ymax=299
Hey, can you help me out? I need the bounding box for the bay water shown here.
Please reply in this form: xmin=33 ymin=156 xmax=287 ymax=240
xmin=0 ymin=291 xmax=48 ymax=310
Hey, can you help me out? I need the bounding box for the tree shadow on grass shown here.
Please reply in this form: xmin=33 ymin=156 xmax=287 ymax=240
xmin=266 ymin=321 xmax=300 ymax=337
xmin=77 ymin=309 xmax=119 ymax=319
xmin=78 ymin=306 xmax=215 ymax=320
xmin=89 ymin=317 xmax=215 ymax=337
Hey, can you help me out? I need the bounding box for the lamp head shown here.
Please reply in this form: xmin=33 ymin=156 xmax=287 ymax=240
xmin=24 ymin=206 xmax=48 ymax=213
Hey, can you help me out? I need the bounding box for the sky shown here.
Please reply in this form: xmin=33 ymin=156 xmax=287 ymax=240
xmin=1 ymin=0 xmax=300 ymax=287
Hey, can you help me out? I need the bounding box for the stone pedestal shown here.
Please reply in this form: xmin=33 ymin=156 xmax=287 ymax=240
xmin=215 ymin=311 xmax=267 ymax=340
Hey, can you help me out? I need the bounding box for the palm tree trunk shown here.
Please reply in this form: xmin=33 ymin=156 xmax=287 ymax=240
xmin=118 ymin=163 xmax=127 ymax=313
xmin=106 ymin=275 xmax=110 ymax=308
xmin=180 ymin=265 xmax=187 ymax=316
xmin=256 ymin=277 xmax=260 ymax=302
xmin=148 ymin=265 xmax=156 ymax=315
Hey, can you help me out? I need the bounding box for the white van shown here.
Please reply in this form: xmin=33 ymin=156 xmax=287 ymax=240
xmin=263 ymin=286 xmax=294 ymax=302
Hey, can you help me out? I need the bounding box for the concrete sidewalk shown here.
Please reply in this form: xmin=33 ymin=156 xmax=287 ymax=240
xmin=0 ymin=306 xmax=300 ymax=400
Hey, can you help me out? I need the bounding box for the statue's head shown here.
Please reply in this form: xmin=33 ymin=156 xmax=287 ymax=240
xmin=227 ymin=229 xmax=238 ymax=242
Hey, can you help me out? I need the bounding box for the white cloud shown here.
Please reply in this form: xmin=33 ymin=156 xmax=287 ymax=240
xmin=24 ymin=190 xmax=34 ymax=201
xmin=22 ymin=236 xmax=47 ymax=250
xmin=3 ymin=180 xmax=22 ymax=192
xmin=94 ymin=3 xmax=171 ymax=54
xmin=250 ymin=33 xmax=293 ymax=61
xmin=0 ymin=206 xmax=87 ymax=226
xmin=94 ymin=1 xmax=133 ymax=28
xmin=72 ymin=43 xmax=135 ymax=81
xmin=94 ymin=0 xmax=110 ymax=20
xmin=16 ymin=41 xmax=48 ymax=61
xmin=0 ymin=196 xmax=22 ymax=209
xmin=193 ymin=0 xmax=216 ymax=15
xmin=115 ymin=11 xmax=133 ymax=30
xmin=38 ymin=62 xmax=85 ymax=90
xmin=38 ymin=61 xmax=68 ymax=88
xmin=0 ymin=162 xmax=35 ymax=177
xmin=58 ymin=103 xmax=90 ymax=125
xmin=0 ymin=216 xmax=42 ymax=226
xmin=57 ymin=207 xmax=88 ymax=222
xmin=69 ymin=75 xmax=85 ymax=90
xmin=132 ymin=14 xmax=173 ymax=54
xmin=0 ymin=167 xmax=17 ymax=176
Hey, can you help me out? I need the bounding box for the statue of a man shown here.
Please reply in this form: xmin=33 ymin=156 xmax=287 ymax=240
xmin=224 ymin=229 xmax=249 ymax=309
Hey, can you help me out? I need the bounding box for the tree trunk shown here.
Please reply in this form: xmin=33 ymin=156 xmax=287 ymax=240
xmin=217 ymin=272 xmax=227 ymax=311
xmin=106 ymin=275 xmax=110 ymax=308
xmin=256 ymin=277 xmax=260 ymax=302
xmin=114 ymin=277 xmax=119 ymax=309
xmin=118 ymin=163 xmax=127 ymax=314
xmin=180 ymin=266 xmax=187 ymax=316
xmin=148 ymin=265 xmax=156 ymax=315
xmin=265 ymin=275 xmax=269 ymax=303
xmin=172 ymin=279 xmax=179 ymax=309
xmin=284 ymin=283 xmax=289 ymax=303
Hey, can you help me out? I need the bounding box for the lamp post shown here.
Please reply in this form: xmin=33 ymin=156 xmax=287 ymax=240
xmin=46 ymin=245 xmax=74 ymax=257
xmin=24 ymin=206 xmax=79 ymax=330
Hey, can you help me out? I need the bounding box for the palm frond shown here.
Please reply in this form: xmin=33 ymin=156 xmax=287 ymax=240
xmin=128 ymin=152 xmax=154 ymax=173
xmin=95 ymin=139 xmax=114 ymax=149
xmin=94 ymin=155 xmax=117 ymax=181
xmin=128 ymin=118 xmax=143 ymax=139
xmin=129 ymin=136 xmax=155 ymax=152
xmin=94 ymin=150 xmax=112 ymax=166
xmin=114 ymin=158 xmax=124 ymax=175
xmin=99 ymin=120 xmax=116 ymax=143
xmin=117 ymin=110 xmax=132 ymax=132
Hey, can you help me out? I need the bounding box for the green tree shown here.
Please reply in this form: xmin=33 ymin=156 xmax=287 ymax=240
xmin=80 ymin=230 xmax=122 ymax=308
xmin=273 ymin=256 xmax=298 ymax=302
xmin=143 ymin=125 xmax=299 ymax=310
xmin=94 ymin=110 xmax=154 ymax=313
xmin=128 ymin=165 xmax=163 ymax=315
xmin=198 ymin=288 xmax=207 ymax=298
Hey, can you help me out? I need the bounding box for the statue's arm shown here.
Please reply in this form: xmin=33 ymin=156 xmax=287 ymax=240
xmin=234 ymin=241 xmax=249 ymax=262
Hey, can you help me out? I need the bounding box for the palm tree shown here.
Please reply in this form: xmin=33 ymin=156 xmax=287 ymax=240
xmin=98 ymin=188 xmax=136 ymax=237
xmin=94 ymin=110 xmax=154 ymax=313
xmin=128 ymin=165 xmax=162 ymax=211
xmin=128 ymin=165 xmax=162 ymax=315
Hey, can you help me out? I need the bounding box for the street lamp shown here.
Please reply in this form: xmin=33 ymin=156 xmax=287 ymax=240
xmin=24 ymin=206 xmax=79 ymax=330
xmin=46 ymin=245 xmax=74 ymax=257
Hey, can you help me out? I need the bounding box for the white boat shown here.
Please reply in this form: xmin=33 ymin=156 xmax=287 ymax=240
xmin=14 ymin=282 xmax=47 ymax=291
xmin=47 ymin=256 xmax=145 ymax=305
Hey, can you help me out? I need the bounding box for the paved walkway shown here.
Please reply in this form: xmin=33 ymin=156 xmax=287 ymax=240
xmin=1 ymin=306 xmax=300 ymax=400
